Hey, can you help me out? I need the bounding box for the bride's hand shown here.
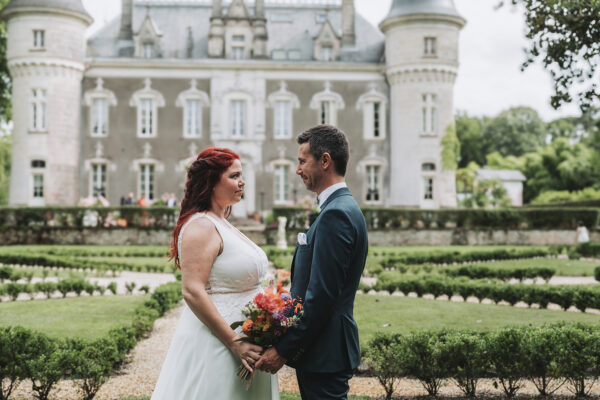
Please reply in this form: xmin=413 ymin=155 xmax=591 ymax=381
xmin=229 ymin=336 xmax=263 ymax=372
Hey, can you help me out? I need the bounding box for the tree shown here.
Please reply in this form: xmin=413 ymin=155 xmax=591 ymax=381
xmin=482 ymin=107 xmax=546 ymax=157
xmin=0 ymin=0 xmax=11 ymax=120
xmin=455 ymin=112 xmax=487 ymax=168
xmin=487 ymin=138 xmax=600 ymax=202
xmin=500 ymin=0 xmax=600 ymax=111
xmin=441 ymin=123 xmax=460 ymax=171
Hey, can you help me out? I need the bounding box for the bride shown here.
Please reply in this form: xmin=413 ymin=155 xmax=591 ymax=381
xmin=151 ymin=147 xmax=279 ymax=399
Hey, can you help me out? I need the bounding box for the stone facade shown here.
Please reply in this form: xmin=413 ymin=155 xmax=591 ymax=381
xmin=4 ymin=0 xmax=466 ymax=213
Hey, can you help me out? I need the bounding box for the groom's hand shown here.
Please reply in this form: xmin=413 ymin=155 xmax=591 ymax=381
xmin=256 ymin=347 xmax=286 ymax=374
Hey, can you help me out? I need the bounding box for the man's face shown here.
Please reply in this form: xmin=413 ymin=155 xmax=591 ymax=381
xmin=296 ymin=142 xmax=322 ymax=193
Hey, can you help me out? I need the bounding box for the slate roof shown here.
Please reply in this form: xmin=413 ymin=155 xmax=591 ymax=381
xmin=477 ymin=169 xmax=526 ymax=182
xmin=2 ymin=0 xmax=91 ymax=18
xmin=87 ymin=0 xmax=384 ymax=62
xmin=384 ymin=0 xmax=462 ymax=20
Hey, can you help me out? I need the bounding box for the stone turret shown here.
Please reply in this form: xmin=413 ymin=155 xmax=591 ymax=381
xmin=380 ymin=0 xmax=465 ymax=208
xmin=252 ymin=0 xmax=268 ymax=58
xmin=1 ymin=0 xmax=92 ymax=206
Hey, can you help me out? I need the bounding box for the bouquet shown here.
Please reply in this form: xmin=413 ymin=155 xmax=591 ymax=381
xmin=230 ymin=283 xmax=303 ymax=383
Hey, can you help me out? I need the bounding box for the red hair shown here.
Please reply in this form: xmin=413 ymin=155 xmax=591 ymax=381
xmin=170 ymin=147 xmax=240 ymax=269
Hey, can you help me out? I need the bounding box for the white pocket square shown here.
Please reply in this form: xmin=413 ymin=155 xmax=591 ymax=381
xmin=297 ymin=232 xmax=307 ymax=245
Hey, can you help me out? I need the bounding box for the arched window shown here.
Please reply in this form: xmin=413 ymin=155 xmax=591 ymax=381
xmin=129 ymin=79 xmax=165 ymax=138
xmin=84 ymin=78 xmax=117 ymax=137
xmin=357 ymin=86 xmax=388 ymax=140
xmin=267 ymin=81 xmax=300 ymax=140
xmin=175 ymin=79 xmax=210 ymax=139
xmin=310 ymin=82 xmax=344 ymax=126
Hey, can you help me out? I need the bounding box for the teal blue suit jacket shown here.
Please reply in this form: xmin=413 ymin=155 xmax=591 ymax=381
xmin=274 ymin=187 xmax=368 ymax=373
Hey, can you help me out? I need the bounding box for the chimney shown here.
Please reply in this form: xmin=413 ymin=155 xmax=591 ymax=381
xmin=255 ymin=0 xmax=264 ymax=18
xmin=341 ymin=0 xmax=355 ymax=46
xmin=211 ymin=0 xmax=222 ymax=18
xmin=118 ymin=0 xmax=135 ymax=56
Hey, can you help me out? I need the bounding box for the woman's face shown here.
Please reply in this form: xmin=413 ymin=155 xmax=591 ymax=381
xmin=212 ymin=159 xmax=244 ymax=207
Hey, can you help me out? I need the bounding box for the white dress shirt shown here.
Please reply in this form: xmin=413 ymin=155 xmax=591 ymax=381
xmin=317 ymin=182 xmax=347 ymax=208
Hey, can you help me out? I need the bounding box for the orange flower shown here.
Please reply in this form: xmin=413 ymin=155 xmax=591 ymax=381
xmin=294 ymin=303 xmax=303 ymax=313
xmin=242 ymin=320 xmax=254 ymax=335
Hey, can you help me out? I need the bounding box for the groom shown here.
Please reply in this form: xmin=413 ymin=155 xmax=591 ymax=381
xmin=256 ymin=125 xmax=368 ymax=399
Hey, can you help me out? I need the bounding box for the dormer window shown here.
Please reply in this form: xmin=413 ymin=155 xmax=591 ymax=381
xmin=33 ymin=30 xmax=45 ymax=49
xmin=143 ymin=43 xmax=155 ymax=59
xmin=272 ymin=49 xmax=286 ymax=60
xmin=320 ymin=46 xmax=333 ymax=62
xmin=232 ymin=35 xmax=245 ymax=60
xmin=424 ymin=37 xmax=436 ymax=56
xmin=316 ymin=13 xmax=327 ymax=23
xmin=314 ymin=20 xmax=339 ymax=61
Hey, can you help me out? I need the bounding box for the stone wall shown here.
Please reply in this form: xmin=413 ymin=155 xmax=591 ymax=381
xmin=3 ymin=227 xmax=596 ymax=246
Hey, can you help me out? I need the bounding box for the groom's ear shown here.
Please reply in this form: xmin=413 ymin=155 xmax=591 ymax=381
xmin=321 ymin=152 xmax=332 ymax=170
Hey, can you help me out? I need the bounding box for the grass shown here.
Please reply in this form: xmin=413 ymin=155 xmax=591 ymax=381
xmin=354 ymin=294 xmax=600 ymax=347
xmin=369 ymin=245 xmax=551 ymax=255
xmin=462 ymin=258 xmax=600 ymax=277
xmin=88 ymin=256 xmax=174 ymax=269
xmin=0 ymin=245 xmax=169 ymax=255
xmin=0 ymin=295 xmax=149 ymax=340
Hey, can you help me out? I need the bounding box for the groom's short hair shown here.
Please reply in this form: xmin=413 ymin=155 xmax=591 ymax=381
xmin=297 ymin=125 xmax=349 ymax=176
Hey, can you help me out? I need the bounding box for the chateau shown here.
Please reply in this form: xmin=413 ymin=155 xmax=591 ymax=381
xmin=2 ymin=0 xmax=465 ymax=215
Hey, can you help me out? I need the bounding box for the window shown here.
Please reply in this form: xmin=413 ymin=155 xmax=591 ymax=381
xmin=230 ymin=100 xmax=245 ymax=137
xmin=139 ymin=98 xmax=154 ymax=137
xmin=424 ymin=37 xmax=436 ymax=56
xmin=373 ymin=102 xmax=381 ymax=137
xmin=319 ymin=101 xmax=331 ymax=124
xmin=288 ymin=49 xmax=301 ymax=60
xmin=143 ymin=43 xmax=155 ymax=58
xmin=320 ymin=46 xmax=333 ymax=61
xmin=184 ymin=99 xmax=202 ymax=138
xmin=92 ymin=98 xmax=108 ymax=137
xmin=422 ymin=94 xmax=437 ymax=135
xmin=366 ymin=165 xmax=381 ymax=203
xmin=130 ymin=78 xmax=164 ymax=138
xmin=33 ymin=30 xmax=45 ymax=49
xmin=139 ymin=164 xmax=155 ymax=200
xmin=316 ymin=13 xmax=328 ymax=23
xmin=271 ymin=13 xmax=292 ymax=23
xmin=232 ymin=35 xmax=245 ymax=60
xmin=272 ymin=49 xmax=286 ymax=60
xmin=422 ymin=163 xmax=436 ymax=202
xmin=423 ymin=177 xmax=434 ymax=200
xmin=31 ymin=89 xmax=47 ymax=131
xmin=33 ymin=174 xmax=44 ymax=198
xmin=274 ymin=100 xmax=292 ymax=139
xmin=422 ymin=163 xmax=436 ymax=172
xmin=31 ymin=160 xmax=45 ymax=168
xmin=91 ymin=163 xmax=107 ymax=197
xmin=274 ymin=165 xmax=290 ymax=203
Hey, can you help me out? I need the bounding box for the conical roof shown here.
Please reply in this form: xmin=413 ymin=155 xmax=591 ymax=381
xmin=1 ymin=0 xmax=92 ymax=22
xmin=385 ymin=0 xmax=462 ymax=20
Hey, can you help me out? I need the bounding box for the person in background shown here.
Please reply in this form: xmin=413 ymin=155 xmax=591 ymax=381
xmin=124 ymin=192 xmax=135 ymax=205
xmin=576 ymin=221 xmax=590 ymax=244
xmin=167 ymin=193 xmax=178 ymax=207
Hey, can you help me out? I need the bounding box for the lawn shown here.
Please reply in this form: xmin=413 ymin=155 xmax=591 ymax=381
xmin=462 ymin=258 xmax=600 ymax=277
xmin=354 ymin=294 xmax=600 ymax=347
xmin=0 ymin=295 xmax=149 ymax=339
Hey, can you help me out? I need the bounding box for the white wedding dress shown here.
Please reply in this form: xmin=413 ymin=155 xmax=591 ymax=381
xmin=151 ymin=213 xmax=279 ymax=399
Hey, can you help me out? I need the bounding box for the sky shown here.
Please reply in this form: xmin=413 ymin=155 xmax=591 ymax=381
xmin=81 ymin=0 xmax=582 ymax=122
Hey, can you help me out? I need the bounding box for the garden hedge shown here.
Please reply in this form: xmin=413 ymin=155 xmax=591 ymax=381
xmin=0 ymin=253 xmax=172 ymax=274
xmin=364 ymin=324 xmax=600 ymax=399
xmin=0 ymin=281 xmax=182 ymax=400
xmin=272 ymin=206 xmax=600 ymax=230
xmin=371 ymin=273 xmax=600 ymax=312
xmin=380 ymin=248 xmax=554 ymax=268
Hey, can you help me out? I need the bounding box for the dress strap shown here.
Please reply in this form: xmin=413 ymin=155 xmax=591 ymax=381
xmin=177 ymin=213 xmax=225 ymax=259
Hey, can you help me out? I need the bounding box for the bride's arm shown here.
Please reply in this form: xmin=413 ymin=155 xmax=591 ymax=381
xmin=179 ymin=218 xmax=263 ymax=371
